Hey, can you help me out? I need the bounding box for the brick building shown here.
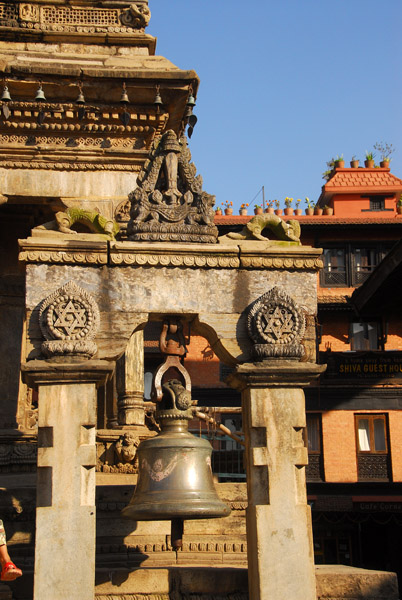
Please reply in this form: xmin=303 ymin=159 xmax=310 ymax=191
xmin=202 ymin=161 xmax=402 ymax=582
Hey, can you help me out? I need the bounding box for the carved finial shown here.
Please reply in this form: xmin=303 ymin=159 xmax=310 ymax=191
xmin=128 ymin=131 xmax=218 ymax=243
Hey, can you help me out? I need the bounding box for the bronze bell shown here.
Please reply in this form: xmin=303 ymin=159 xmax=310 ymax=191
xmin=122 ymin=379 xmax=230 ymax=524
xmin=35 ymin=83 xmax=46 ymax=102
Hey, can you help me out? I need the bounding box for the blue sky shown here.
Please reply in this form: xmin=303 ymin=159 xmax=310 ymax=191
xmin=148 ymin=1 xmax=402 ymax=212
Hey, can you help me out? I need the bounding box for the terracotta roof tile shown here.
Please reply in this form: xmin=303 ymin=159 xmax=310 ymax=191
xmin=324 ymin=168 xmax=402 ymax=193
xmin=318 ymin=294 xmax=351 ymax=304
xmin=214 ymin=215 xmax=402 ymax=226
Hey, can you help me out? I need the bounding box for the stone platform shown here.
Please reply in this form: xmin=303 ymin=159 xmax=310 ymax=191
xmin=92 ymin=565 xmax=398 ymax=600
xmin=6 ymin=565 xmax=399 ymax=599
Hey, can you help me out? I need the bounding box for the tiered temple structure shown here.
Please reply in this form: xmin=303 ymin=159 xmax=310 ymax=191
xmin=0 ymin=3 xmax=399 ymax=600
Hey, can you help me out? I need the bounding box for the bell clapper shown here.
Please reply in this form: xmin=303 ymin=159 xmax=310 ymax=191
xmin=171 ymin=518 xmax=184 ymax=556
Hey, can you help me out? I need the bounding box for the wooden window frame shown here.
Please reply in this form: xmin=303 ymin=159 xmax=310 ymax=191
xmin=355 ymin=414 xmax=388 ymax=455
xmin=320 ymin=243 xmax=393 ymax=288
xmin=306 ymin=413 xmax=322 ymax=455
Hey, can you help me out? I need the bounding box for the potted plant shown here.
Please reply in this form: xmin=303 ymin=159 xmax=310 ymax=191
xmin=254 ymin=204 xmax=263 ymax=215
xmin=274 ymin=199 xmax=282 ymax=216
xmin=294 ymin=199 xmax=302 ymax=216
xmin=215 ymin=206 xmax=222 ymax=216
xmin=239 ymin=203 xmax=249 ymax=215
xmin=284 ymin=197 xmax=294 ymax=216
xmin=374 ymin=141 xmax=394 ymax=168
xmin=397 ymin=195 xmax=402 ymax=215
xmin=334 ymin=154 xmax=345 ymax=169
xmin=323 ymin=204 xmax=334 ymax=216
xmin=264 ymin=200 xmax=275 ymax=214
xmin=364 ymin=151 xmax=375 ymax=168
xmin=314 ymin=203 xmax=323 ymax=216
xmin=350 ymin=155 xmax=359 ymax=168
xmin=222 ymin=200 xmax=233 ymax=215
xmin=305 ymin=197 xmax=314 ymax=216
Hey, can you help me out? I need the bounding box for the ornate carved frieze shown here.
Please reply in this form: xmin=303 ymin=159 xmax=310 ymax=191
xmin=0 ymin=103 xmax=167 ymax=170
xmin=38 ymin=280 xmax=100 ymax=360
xmin=110 ymin=250 xmax=240 ymax=268
xmin=128 ymin=130 xmax=218 ymax=243
xmin=19 ymin=248 xmax=107 ymax=264
xmin=240 ymin=255 xmax=323 ymax=270
xmin=247 ymin=287 xmax=306 ymax=360
xmin=0 ymin=442 xmax=37 ymax=473
xmin=0 ymin=2 xmax=151 ymax=34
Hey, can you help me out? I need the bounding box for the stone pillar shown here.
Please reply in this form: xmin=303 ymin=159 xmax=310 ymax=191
xmin=117 ymin=329 xmax=145 ymax=427
xmin=229 ymin=363 xmax=324 ymax=600
xmin=22 ymin=361 xmax=113 ymax=600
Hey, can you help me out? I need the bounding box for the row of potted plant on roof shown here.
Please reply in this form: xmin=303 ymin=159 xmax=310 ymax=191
xmin=216 ymin=198 xmax=334 ymax=216
xmin=323 ymin=142 xmax=394 ymax=180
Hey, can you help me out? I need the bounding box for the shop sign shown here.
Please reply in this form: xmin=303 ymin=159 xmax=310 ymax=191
xmin=323 ymin=352 xmax=402 ymax=380
xmin=355 ymin=502 xmax=402 ymax=512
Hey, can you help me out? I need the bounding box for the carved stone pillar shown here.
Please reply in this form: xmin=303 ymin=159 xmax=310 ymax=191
xmin=117 ymin=329 xmax=145 ymax=427
xmin=229 ymin=363 xmax=323 ymax=600
xmin=22 ymin=361 xmax=113 ymax=600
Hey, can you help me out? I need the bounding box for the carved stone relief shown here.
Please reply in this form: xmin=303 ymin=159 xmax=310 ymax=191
xmin=0 ymin=442 xmax=37 ymax=473
xmin=128 ymin=130 xmax=218 ymax=243
xmin=247 ymin=286 xmax=306 ymax=360
xmin=38 ymin=280 xmax=100 ymax=360
xmin=97 ymin=433 xmax=140 ymax=474
xmin=0 ymin=2 xmax=151 ymax=33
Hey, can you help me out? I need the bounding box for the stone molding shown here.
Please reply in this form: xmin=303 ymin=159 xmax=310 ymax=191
xmin=19 ymin=238 xmax=323 ymax=271
xmin=241 ymin=255 xmax=323 ymax=270
xmin=0 ymin=159 xmax=142 ymax=172
xmin=0 ymin=2 xmax=151 ymax=35
xmin=19 ymin=237 xmax=108 ymax=265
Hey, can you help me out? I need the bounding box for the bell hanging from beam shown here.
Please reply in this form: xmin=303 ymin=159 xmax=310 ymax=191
xmin=122 ymin=319 xmax=230 ymax=548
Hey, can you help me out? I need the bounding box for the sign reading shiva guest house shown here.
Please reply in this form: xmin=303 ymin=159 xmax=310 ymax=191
xmin=323 ymin=351 xmax=402 ymax=380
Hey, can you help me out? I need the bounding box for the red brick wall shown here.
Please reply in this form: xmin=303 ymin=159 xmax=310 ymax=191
xmin=333 ymin=193 xmax=396 ymax=218
xmin=319 ymin=313 xmax=350 ymax=352
xmin=389 ymin=411 xmax=402 ymax=482
xmin=322 ymin=411 xmax=358 ymax=482
xmin=184 ymin=335 xmax=224 ymax=388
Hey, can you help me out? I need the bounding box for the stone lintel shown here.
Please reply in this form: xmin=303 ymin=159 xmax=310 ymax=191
xmin=227 ymin=361 xmax=326 ymax=390
xmin=19 ymin=236 xmax=108 ymax=265
xmin=21 ymin=359 xmax=114 ymax=389
xmin=110 ymin=240 xmax=241 ymax=268
xmin=237 ymin=243 xmax=323 ymax=270
xmin=18 ymin=236 xmax=324 ymax=271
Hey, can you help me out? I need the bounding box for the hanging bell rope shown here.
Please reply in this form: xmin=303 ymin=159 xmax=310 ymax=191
xmin=194 ymin=410 xmax=245 ymax=447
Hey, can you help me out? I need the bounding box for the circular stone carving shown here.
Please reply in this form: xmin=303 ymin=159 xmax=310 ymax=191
xmin=39 ymin=281 xmax=100 ymax=360
xmin=247 ymin=286 xmax=305 ymax=360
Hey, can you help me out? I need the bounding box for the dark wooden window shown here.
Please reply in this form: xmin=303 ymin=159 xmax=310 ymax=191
xmin=306 ymin=414 xmax=324 ymax=481
xmin=355 ymin=414 xmax=390 ymax=481
xmin=349 ymin=321 xmax=380 ymax=351
xmin=369 ymin=197 xmax=385 ymax=211
xmin=321 ymin=244 xmax=392 ymax=287
xmin=322 ymin=248 xmax=347 ymax=286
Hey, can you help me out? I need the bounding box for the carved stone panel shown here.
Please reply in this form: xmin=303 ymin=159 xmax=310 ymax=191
xmin=38 ymin=280 xmax=100 ymax=360
xmin=0 ymin=2 xmax=151 ymax=34
xmin=247 ymin=286 xmax=306 ymax=360
xmin=128 ymin=130 xmax=218 ymax=243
